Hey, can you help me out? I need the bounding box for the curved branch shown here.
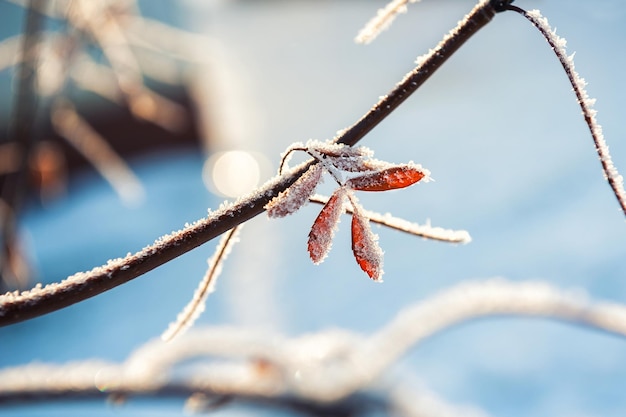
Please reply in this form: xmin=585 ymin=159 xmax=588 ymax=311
xmin=0 ymin=0 xmax=505 ymax=327
xmin=1 ymin=280 xmax=626 ymax=414
xmin=328 ymin=279 xmax=626 ymax=399
xmin=506 ymin=6 xmax=626 ymax=218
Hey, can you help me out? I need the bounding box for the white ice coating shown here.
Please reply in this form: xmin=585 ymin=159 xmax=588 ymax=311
xmin=308 ymin=187 xmax=348 ymax=264
xmin=355 ymin=0 xmax=422 ymax=45
xmin=265 ymin=164 xmax=323 ymax=218
xmin=525 ymin=9 xmax=626 ymax=216
xmin=161 ymin=225 xmax=242 ymax=342
xmin=349 ymin=193 xmax=384 ymax=281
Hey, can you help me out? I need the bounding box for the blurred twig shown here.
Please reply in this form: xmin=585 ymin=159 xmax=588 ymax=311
xmin=2 ymin=280 xmax=625 ymax=415
xmin=50 ymin=99 xmax=145 ymax=204
xmin=0 ymin=0 xmax=47 ymax=289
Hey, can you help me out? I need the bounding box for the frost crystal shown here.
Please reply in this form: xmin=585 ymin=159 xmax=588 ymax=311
xmin=346 ymin=164 xmax=429 ymax=191
xmin=308 ymin=188 xmax=347 ymax=264
xmin=350 ymin=197 xmax=384 ymax=281
xmin=162 ymin=226 xmax=242 ymax=342
xmin=355 ymin=0 xmax=422 ymax=45
xmin=265 ymin=164 xmax=323 ymax=218
xmin=521 ymin=9 xmax=626 ymax=216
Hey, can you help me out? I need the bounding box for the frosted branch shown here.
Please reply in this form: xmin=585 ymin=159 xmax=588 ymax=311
xmin=338 ymin=0 xmax=506 ymax=147
xmin=0 ymin=162 xmax=313 ymax=326
xmin=0 ymin=0 xmax=506 ymax=326
xmin=507 ymin=6 xmax=626 ymax=218
xmin=310 ymin=194 xmax=472 ymax=244
xmin=161 ymin=226 xmax=242 ymax=342
xmin=356 ymin=0 xmax=421 ymax=45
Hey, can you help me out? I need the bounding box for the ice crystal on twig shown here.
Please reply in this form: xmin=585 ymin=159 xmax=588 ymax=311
xmin=266 ymin=164 xmax=323 ymax=218
xmin=161 ymin=226 xmax=242 ymax=342
xmin=509 ymin=7 xmax=626 ymax=218
xmin=356 ymin=0 xmax=422 ymax=45
xmin=309 ymin=195 xmax=472 ymax=244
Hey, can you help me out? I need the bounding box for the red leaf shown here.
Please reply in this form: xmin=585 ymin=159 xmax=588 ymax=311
xmin=345 ymin=165 xmax=426 ymax=191
xmin=351 ymin=205 xmax=383 ymax=281
xmin=307 ymin=188 xmax=347 ymax=264
xmin=266 ymin=164 xmax=323 ymax=218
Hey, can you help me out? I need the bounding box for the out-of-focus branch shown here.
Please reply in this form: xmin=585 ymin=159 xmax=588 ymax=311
xmin=50 ymin=99 xmax=145 ymax=205
xmin=1 ymin=0 xmax=47 ymax=289
xmin=1 ymin=280 xmax=625 ymax=415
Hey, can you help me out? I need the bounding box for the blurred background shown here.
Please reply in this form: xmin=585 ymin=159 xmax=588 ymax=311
xmin=1 ymin=0 xmax=625 ymax=416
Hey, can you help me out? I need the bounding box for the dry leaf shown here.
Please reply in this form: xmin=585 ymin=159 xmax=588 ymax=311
xmin=346 ymin=164 xmax=426 ymax=191
xmin=308 ymin=187 xmax=347 ymax=264
xmin=266 ymin=164 xmax=323 ymax=218
xmin=351 ymin=204 xmax=383 ymax=281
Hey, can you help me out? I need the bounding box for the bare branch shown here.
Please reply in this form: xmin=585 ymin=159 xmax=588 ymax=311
xmin=50 ymin=99 xmax=145 ymax=205
xmin=336 ymin=0 xmax=505 ymax=148
xmin=309 ymin=194 xmax=471 ymax=244
xmin=161 ymin=226 xmax=242 ymax=342
xmin=1 ymin=0 xmax=47 ymax=289
xmin=507 ymin=6 xmax=626 ymax=218
xmin=356 ymin=0 xmax=420 ymax=45
xmin=0 ymin=163 xmax=310 ymax=326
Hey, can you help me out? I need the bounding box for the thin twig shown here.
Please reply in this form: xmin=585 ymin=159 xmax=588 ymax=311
xmin=309 ymin=194 xmax=471 ymax=244
xmin=50 ymin=99 xmax=145 ymax=205
xmin=356 ymin=0 xmax=420 ymax=45
xmin=0 ymin=0 xmax=508 ymax=326
xmin=506 ymin=6 xmax=626 ymax=218
xmin=0 ymin=0 xmax=46 ymax=289
xmin=161 ymin=226 xmax=242 ymax=342
xmin=335 ymin=0 xmax=509 ymax=147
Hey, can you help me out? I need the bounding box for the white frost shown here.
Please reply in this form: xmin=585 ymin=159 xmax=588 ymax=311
xmin=355 ymin=0 xmax=422 ymax=45
xmin=265 ymin=164 xmax=323 ymax=218
xmin=161 ymin=225 xmax=242 ymax=342
xmin=524 ymin=9 xmax=626 ymax=217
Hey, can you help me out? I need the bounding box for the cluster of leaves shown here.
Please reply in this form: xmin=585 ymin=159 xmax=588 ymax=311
xmin=265 ymin=140 xmax=429 ymax=281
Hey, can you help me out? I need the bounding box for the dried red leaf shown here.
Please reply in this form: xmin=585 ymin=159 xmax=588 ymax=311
xmin=307 ymin=188 xmax=347 ymax=264
xmin=346 ymin=165 xmax=426 ymax=192
xmin=351 ymin=206 xmax=383 ymax=281
xmin=266 ymin=164 xmax=323 ymax=218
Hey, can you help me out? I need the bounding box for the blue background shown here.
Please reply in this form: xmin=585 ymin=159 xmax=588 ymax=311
xmin=1 ymin=1 xmax=625 ymax=416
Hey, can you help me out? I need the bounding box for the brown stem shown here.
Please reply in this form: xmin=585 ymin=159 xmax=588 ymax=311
xmin=0 ymin=0 xmax=506 ymax=327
